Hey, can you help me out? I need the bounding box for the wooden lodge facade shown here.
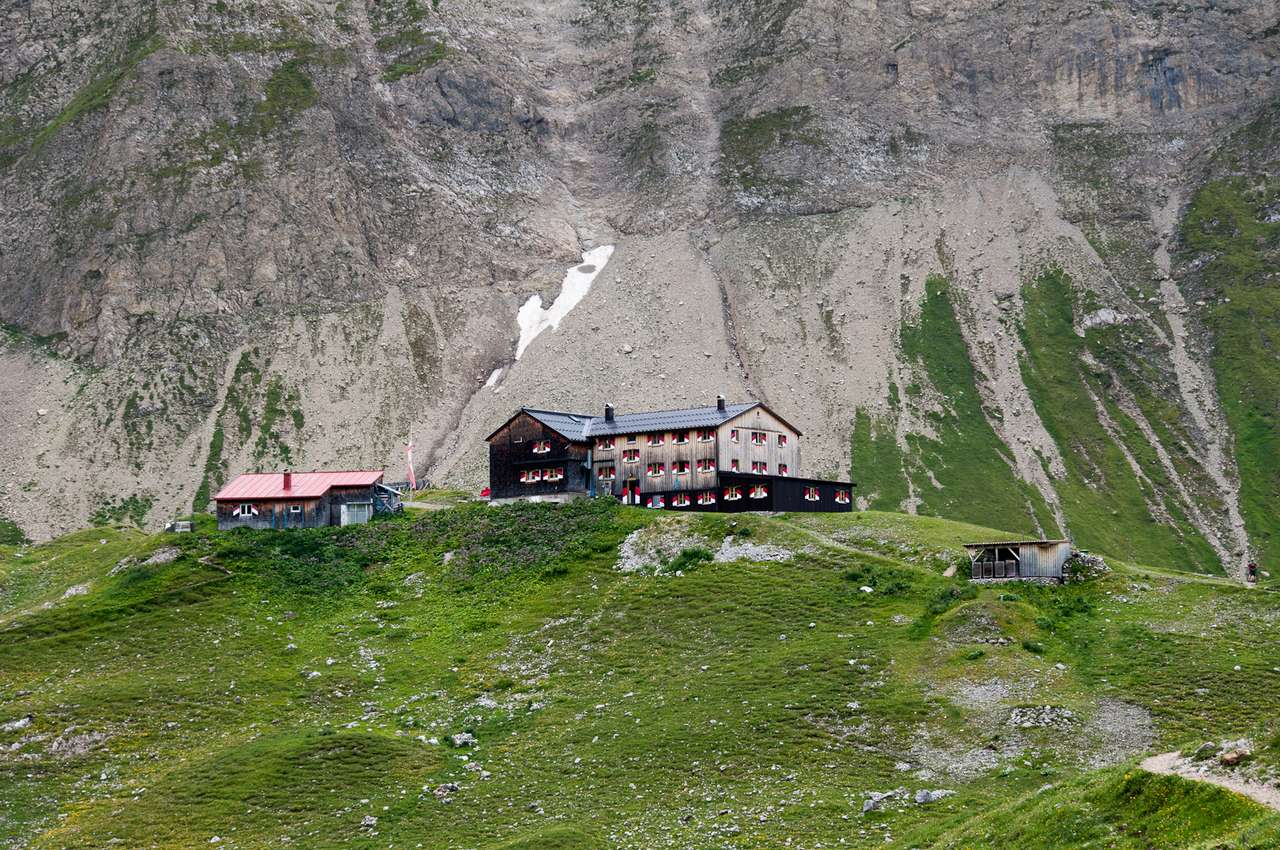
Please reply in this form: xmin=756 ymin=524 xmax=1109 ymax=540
xmin=213 ymin=470 xmax=403 ymax=530
xmin=485 ymin=397 xmax=854 ymax=513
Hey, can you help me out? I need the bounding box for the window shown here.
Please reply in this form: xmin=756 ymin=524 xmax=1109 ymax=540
xmin=730 ymin=459 xmax=740 ymax=472
xmin=778 ymin=464 xmax=788 ymax=476
xmin=750 ymin=431 xmax=766 ymax=446
xmin=627 ymin=435 xmax=637 ymax=444
xmin=751 ymin=461 xmax=767 ymax=474
xmin=289 ymin=504 xmax=303 ymax=514
xmin=778 ymin=434 xmax=788 ymax=447
xmin=729 ymin=429 xmax=739 ymax=443
xmin=646 ymin=463 xmax=665 ymax=477
xmin=672 ymin=460 xmax=691 ymax=476
xmin=519 ymin=469 xmax=542 ymax=484
xmin=696 ymin=429 xmax=715 ymax=442
xmin=597 ymin=466 xmax=616 ymax=481
xmin=646 ymin=433 xmax=664 ymax=447
xmin=673 ymin=431 xmax=689 ymax=445
xmin=723 ymin=486 xmax=742 ymax=501
xmin=697 ymin=491 xmax=717 ymax=506
xmin=622 ymin=448 xmax=640 ymax=463
xmin=804 ymin=486 xmax=819 ymax=501
xmin=696 ymin=458 xmax=716 ymax=473
xmin=646 ymin=495 xmax=665 ymax=508
xmin=532 ymin=440 xmax=551 ymax=454
xmin=595 ymin=437 xmax=615 ymax=450
xmin=835 ymin=489 xmax=850 ymax=504
xmin=672 ymin=493 xmax=691 ymax=507
xmin=749 ymin=484 xmax=768 ymax=499
xmin=543 ymin=467 xmax=565 ymax=482
xmin=234 ymin=502 xmax=258 ymax=517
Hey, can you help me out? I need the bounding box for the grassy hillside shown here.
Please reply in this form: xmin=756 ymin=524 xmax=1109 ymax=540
xmin=1 ymin=502 xmax=1278 ymax=848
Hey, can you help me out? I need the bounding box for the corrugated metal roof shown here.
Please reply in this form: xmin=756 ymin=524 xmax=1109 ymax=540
xmin=214 ymin=470 xmax=384 ymax=501
xmin=962 ymin=539 xmax=1071 ymax=549
xmin=585 ymin=402 xmax=758 ymax=437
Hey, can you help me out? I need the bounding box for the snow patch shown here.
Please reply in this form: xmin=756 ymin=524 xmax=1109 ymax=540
xmin=515 ymin=245 xmax=614 ymax=359
xmin=485 ymin=368 xmax=503 ymax=388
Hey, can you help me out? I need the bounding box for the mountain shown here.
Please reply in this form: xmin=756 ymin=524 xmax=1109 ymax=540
xmin=1 ymin=502 xmax=1279 ymax=848
xmin=1 ymin=0 xmax=1278 ymax=574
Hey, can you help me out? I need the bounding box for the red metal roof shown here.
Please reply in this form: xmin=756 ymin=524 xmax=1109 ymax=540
xmin=213 ymin=470 xmax=384 ymax=501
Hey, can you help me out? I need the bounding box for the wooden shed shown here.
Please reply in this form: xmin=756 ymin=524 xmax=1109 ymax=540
xmin=963 ymin=539 xmax=1071 ymax=581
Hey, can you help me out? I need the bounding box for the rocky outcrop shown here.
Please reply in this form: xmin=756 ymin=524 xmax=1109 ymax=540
xmin=1 ymin=0 xmax=1276 ymax=567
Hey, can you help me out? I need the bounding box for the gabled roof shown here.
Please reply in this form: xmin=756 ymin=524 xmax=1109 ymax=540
xmin=214 ymin=470 xmax=384 ymax=501
xmin=485 ymin=401 xmax=802 ymax=442
xmin=484 ymin=408 xmax=595 ymax=442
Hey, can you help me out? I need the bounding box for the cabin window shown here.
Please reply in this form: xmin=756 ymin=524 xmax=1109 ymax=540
xmin=673 ymin=460 xmax=691 ymax=475
xmin=835 ymin=489 xmax=850 ymax=504
xmin=513 ymin=435 xmax=524 ymax=443
xmin=730 ymin=459 xmax=740 ymax=471
xmin=729 ymin=429 xmax=739 ymax=443
xmin=646 ymin=463 xmax=665 ymax=477
xmin=519 ymin=469 xmax=542 ymax=484
xmin=803 ymin=486 xmax=819 ymax=501
xmin=234 ymin=502 xmax=258 ymax=517
xmin=750 ymin=431 xmax=766 ymax=446
xmin=646 ymin=434 xmax=664 ymax=447
xmin=778 ymin=464 xmax=788 ymax=476
xmin=723 ymin=486 xmax=742 ymax=501
xmin=696 ymin=458 xmax=716 ymax=473
xmin=672 ymin=493 xmax=691 ymax=507
xmin=289 ymin=504 xmax=303 ymax=514
xmin=778 ymin=434 xmax=788 ymax=447
xmin=749 ymin=484 xmax=768 ymax=499
xmin=622 ymin=448 xmax=640 ymax=463
xmin=751 ymin=461 xmax=767 ymax=474
xmin=543 ymin=467 xmax=565 ymax=482
xmin=627 ymin=434 xmax=637 ymax=443
xmin=532 ymin=440 xmax=551 ymax=454
xmin=673 ymin=431 xmax=689 ymax=445
xmin=597 ymin=466 xmax=616 ymax=481
xmin=595 ymin=437 xmax=615 ymax=450
xmin=696 ymin=429 xmax=715 ymax=442
xmin=697 ymin=491 xmax=716 ymax=506
xmin=646 ymin=495 xmax=665 ymax=509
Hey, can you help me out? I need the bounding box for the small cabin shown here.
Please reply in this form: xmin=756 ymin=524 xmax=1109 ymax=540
xmin=963 ymin=539 xmax=1071 ymax=582
xmin=213 ymin=470 xmax=402 ymax=530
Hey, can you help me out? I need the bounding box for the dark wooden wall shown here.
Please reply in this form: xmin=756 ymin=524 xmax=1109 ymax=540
xmin=216 ymin=497 xmax=326 ymax=530
xmin=488 ymin=412 xmax=590 ymax=499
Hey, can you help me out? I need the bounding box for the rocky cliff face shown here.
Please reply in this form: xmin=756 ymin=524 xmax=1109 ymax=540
xmin=1 ymin=0 xmax=1277 ymax=573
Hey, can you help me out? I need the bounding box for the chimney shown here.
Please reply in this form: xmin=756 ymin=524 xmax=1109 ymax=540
xmin=716 ymin=394 xmax=726 ymax=412
xmin=604 ymin=403 xmax=615 ymax=422
xmin=283 ymin=469 xmax=292 ymax=490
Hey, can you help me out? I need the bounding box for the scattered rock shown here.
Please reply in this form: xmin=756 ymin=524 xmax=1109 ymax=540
xmin=450 ymin=732 xmax=477 ymax=748
xmin=1220 ymin=748 xmax=1251 ymax=767
xmin=1191 ymin=741 xmax=1219 ymax=761
xmin=914 ymin=788 xmax=955 ymax=804
xmin=143 ymin=547 xmax=180 ymax=566
xmin=1 ymin=715 xmax=32 ymax=733
xmin=62 ymin=584 xmax=89 ymax=599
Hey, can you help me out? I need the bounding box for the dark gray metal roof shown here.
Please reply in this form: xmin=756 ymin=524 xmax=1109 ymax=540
xmin=522 ymin=409 xmax=595 ymax=441
xmin=490 ymin=401 xmax=782 ymax=442
xmin=584 ymin=403 xmax=758 ymax=437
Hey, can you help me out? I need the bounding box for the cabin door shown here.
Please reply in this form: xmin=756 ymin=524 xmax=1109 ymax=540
xmin=624 ymin=479 xmax=639 ymax=505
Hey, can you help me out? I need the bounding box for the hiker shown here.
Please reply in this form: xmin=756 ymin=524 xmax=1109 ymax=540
xmin=1247 ymin=562 xmax=1258 ymax=583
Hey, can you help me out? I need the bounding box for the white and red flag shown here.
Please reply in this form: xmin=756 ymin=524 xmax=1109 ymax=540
xmin=405 ymin=441 xmax=417 ymax=491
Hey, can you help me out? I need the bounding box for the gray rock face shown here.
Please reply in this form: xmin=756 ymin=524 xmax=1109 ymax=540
xmin=0 ymin=0 xmax=1275 ymax=554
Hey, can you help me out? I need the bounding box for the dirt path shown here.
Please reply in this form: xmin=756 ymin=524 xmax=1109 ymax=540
xmin=1140 ymin=751 xmax=1280 ymax=811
